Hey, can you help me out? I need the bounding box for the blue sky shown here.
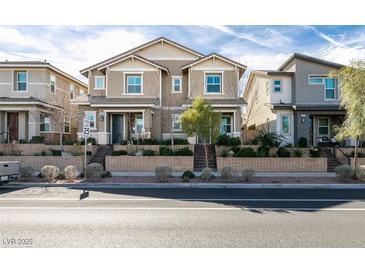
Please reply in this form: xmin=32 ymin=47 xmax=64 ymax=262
xmin=0 ymin=25 xmax=364 ymax=84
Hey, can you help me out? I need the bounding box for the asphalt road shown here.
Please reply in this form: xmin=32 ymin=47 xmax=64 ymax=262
xmin=1 ymin=186 xmax=365 ymax=247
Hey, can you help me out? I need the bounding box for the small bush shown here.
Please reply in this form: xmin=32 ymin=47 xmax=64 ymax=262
xmin=30 ymin=136 xmax=45 ymax=144
xmin=293 ymin=149 xmax=303 ymax=157
xmin=41 ymin=165 xmax=59 ymax=182
xmin=182 ymin=176 xmax=190 ymax=182
xmin=309 ymin=148 xmax=321 ymax=158
xmin=201 ymin=167 xmax=213 ymax=182
xmin=19 ymin=139 xmax=27 ymax=144
xmin=64 ymin=165 xmax=80 ymax=182
xmin=298 ymin=137 xmax=308 ymax=148
xmin=33 ymin=152 xmax=41 ymax=156
xmin=221 ymin=150 xmax=229 ymax=157
xmin=101 ymin=171 xmax=112 ymax=178
xmin=242 ymin=169 xmax=255 ymax=182
xmin=357 ymin=166 xmax=365 ymax=180
xmin=277 ymin=147 xmax=291 ymax=158
xmin=57 ymin=171 xmax=66 ymax=180
xmin=220 ymin=166 xmax=234 ymax=179
xmin=51 ymin=149 xmax=62 ymax=156
xmin=216 ymin=135 xmax=241 ymax=146
xmin=334 ymin=165 xmax=354 ymax=179
xmin=285 ymin=143 xmax=293 ymax=148
xmin=235 ymin=147 xmax=256 ymax=157
xmin=257 ymin=146 xmax=269 ymax=157
xmin=143 ymin=150 xmax=155 ymax=156
xmin=160 ymin=138 xmax=188 ymax=145
xmin=79 ymin=137 xmax=96 ymax=145
xmin=63 ymin=139 xmax=75 ymax=145
xmin=141 ymin=138 xmax=159 ymax=145
xmin=154 ymin=166 xmax=172 ymax=182
xmin=159 ymin=146 xmax=173 ymax=156
xmin=174 ymin=147 xmax=193 ymax=156
xmin=182 ymin=170 xmax=195 ymax=179
xmin=20 ymin=166 xmax=33 ymax=181
xmin=85 ymin=163 xmax=104 ymax=179
xmin=112 ymin=150 xmax=128 ymax=156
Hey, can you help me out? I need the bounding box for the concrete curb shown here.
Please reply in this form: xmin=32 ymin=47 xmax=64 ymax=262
xmin=2 ymin=182 xmax=365 ymax=189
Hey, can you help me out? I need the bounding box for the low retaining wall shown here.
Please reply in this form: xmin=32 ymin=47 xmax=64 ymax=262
xmin=105 ymin=156 xmax=194 ymax=172
xmin=217 ymin=157 xmax=327 ymax=172
xmin=350 ymin=158 xmax=365 ymax=167
xmin=0 ymin=144 xmax=97 ymax=156
xmin=113 ymin=145 xmax=194 ymax=154
xmin=215 ymin=146 xmax=312 ymax=157
xmin=0 ymin=156 xmax=86 ymax=171
xmin=335 ymin=147 xmax=365 ymax=157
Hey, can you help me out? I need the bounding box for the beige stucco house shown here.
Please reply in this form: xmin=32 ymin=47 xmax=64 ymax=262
xmin=74 ymin=37 xmax=247 ymax=144
xmin=0 ymin=61 xmax=88 ymax=143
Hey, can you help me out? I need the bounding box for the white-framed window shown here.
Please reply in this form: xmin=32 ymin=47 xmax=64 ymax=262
xmin=69 ymin=84 xmax=75 ymax=99
xmin=318 ymin=117 xmax=329 ymax=136
xmin=85 ymin=111 xmax=96 ymax=129
xmin=205 ymin=73 xmax=222 ymax=94
xmin=308 ymin=75 xmax=324 ymax=85
xmin=40 ymin=113 xmax=50 ymax=132
xmin=171 ymin=113 xmax=182 ymax=132
xmin=64 ymin=116 xmax=70 ymax=133
xmin=50 ymin=74 xmax=56 ymax=94
xmin=134 ymin=113 xmax=144 ymax=133
xmin=273 ymin=79 xmax=282 ymax=92
xmin=95 ymin=76 xmax=105 ymax=90
xmin=324 ymin=78 xmax=335 ymax=100
xmin=16 ymin=71 xmax=27 ymax=91
xmin=281 ymin=115 xmax=290 ymax=135
xmin=171 ymin=76 xmax=182 ymax=93
xmin=79 ymin=89 xmax=85 ymax=96
xmin=126 ymin=74 xmax=142 ymax=94
xmin=220 ymin=115 xmax=232 ymax=134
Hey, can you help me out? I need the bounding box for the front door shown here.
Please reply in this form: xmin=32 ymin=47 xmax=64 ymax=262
xmin=7 ymin=112 xmax=19 ymax=142
xmin=111 ymin=114 xmax=124 ymax=144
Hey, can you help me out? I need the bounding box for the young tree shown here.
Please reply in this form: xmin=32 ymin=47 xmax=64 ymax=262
xmin=331 ymin=60 xmax=365 ymax=178
xmin=180 ymin=96 xmax=221 ymax=166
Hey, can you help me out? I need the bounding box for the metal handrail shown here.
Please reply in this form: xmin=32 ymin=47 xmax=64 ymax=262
xmin=334 ymin=144 xmax=351 ymax=165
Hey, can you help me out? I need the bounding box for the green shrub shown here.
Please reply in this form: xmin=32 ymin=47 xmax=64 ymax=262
xmin=85 ymin=163 xmax=104 ymax=179
xmin=160 ymin=138 xmax=188 ymax=145
xmin=18 ymin=139 xmax=27 ymax=144
xmin=357 ymin=166 xmax=365 ymax=180
xmin=293 ymin=149 xmax=303 ymax=157
xmin=242 ymin=169 xmax=255 ymax=182
xmin=221 ymin=150 xmax=229 ymax=157
xmin=216 ymin=134 xmax=241 ymax=146
xmin=51 ymin=149 xmax=62 ymax=156
xmin=256 ymin=147 xmax=268 ymax=157
xmin=30 ymin=136 xmax=45 ymax=144
xmin=182 ymin=170 xmax=195 ymax=179
xmin=235 ymin=147 xmax=256 ymax=157
xmin=141 ymin=138 xmax=159 ymax=145
xmin=79 ymin=137 xmax=96 ymax=145
xmin=182 ymin=176 xmax=190 ymax=182
xmin=63 ymin=139 xmax=75 ymax=145
xmin=57 ymin=171 xmax=66 ymax=180
xmin=285 ymin=143 xmax=293 ymax=148
xmin=220 ymin=166 xmax=234 ymax=179
xmin=298 ymin=137 xmax=308 ymax=148
xmin=201 ymin=167 xmax=213 ymax=182
xmin=276 ymin=147 xmax=291 ymax=158
xmin=154 ymin=166 xmax=172 ymax=182
xmin=143 ymin=149 xmax=155 ymax=156
xmin=334 ymin=165 xmax=354 ymax=179
xmin=309 ymin=147 xmax=321 ymax=158
xmin=101 ymin=171 xmax=112 ymax=178
xmin=174 ymin=147 xmax=193 ymax=156
xmin=159 ymin=146 xmax=173 ymax=156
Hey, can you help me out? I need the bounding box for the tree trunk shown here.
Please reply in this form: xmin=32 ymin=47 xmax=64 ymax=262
xmin=204 ymin=142 xmax=208 ymax=168
xmin=354 ymin=136 xmax=359 ymax=179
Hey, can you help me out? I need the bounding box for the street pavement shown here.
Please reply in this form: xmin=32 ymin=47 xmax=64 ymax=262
xmin=1 ymin=186 xmax=365 ymax=247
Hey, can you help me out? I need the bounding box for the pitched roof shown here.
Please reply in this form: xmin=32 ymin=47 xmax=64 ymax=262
xmin=80 ymin=37 xmax=204 ymax=75
xmin=278 ymin=53 xmax=344 ymax=71
xmin=181 ymin=53 xmax=247 ymax=70
xmin=0 ymin=96 xmax=63 ymax=109
xmin=89 ymin=96 xmax=160 ymax=106
xmin=185 ymin=98 xmax=246 ymax=105
xmin=0 ymin=61 xmax=88 ymax=88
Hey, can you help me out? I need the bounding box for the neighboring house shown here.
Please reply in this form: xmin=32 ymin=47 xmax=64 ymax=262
xmin=242 ymin=53 xmax=346 ymax=146
xmin=0 ymin=61 xmax=88 ymax=143
xmin=74 ymin=37 xmax=246 ymax=144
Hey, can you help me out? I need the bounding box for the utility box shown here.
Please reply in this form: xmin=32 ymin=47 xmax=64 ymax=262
xmin=0 ymin=161 xmax=20 ymax=183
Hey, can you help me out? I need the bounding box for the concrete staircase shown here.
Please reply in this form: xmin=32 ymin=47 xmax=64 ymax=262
xmin=89 ymin=145 xmax=113 ymax=168
xmin=321 ymin=147 xmax=342 ymax=172
xmin=194 ymin=144 xmax=217 ymax=171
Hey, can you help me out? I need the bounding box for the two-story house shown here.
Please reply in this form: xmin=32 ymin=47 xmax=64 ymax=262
xmin=242 ymin=53 xmax=345 ymax=146
xmin=0 ymin=61 xmax=88 ymax=143
xmin=74 ymin=37 xmax=246 ymax=144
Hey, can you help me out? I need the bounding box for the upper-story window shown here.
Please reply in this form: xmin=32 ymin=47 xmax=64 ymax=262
xmin=205 ymin=73 xmax=222 ymax=94
xmin=309 ymin=76 xmax=324 ymax=85
xmin=50 ymin=74 xmax=56 ymax=94
xmin=324 ymin=78 xmax=335 ymax=100
xmin=273 ymin=79 xmax=282 ymax=92
xmin=85 ymin=111 xmax=96 ymax=129
xmin=95 ymin=76 xmax=105 ymax=90
xmin=126 ymin=74 xmax=142 ymax=94
xmin=172 ymin=76 xmax=182 ymax=93
xmin=69 ymin=84 xmax=75 ymax=99
xmin=16 ymin=71 xmax=27 ymax=92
